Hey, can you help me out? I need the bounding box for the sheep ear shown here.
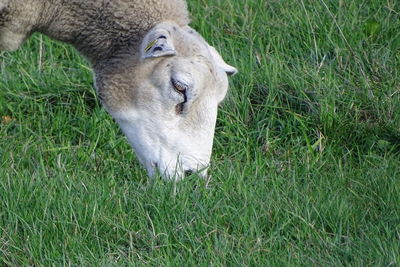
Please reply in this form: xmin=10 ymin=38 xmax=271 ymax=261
xmin=140 ymin=28 xmax=176 ymax=60
xmin=207 ymin=45 xmax=238 ymax=76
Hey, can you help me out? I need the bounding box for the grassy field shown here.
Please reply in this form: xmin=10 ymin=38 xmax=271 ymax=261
xmin=1 ymin=0 xmax=400 ymax=265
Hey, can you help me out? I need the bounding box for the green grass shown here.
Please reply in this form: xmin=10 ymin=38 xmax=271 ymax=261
xmin=1 ymin=0 xmax=400 ymax=265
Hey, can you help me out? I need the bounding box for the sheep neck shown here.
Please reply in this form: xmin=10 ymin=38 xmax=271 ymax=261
xmin=35 ymin=0 xmax=189 ymax=66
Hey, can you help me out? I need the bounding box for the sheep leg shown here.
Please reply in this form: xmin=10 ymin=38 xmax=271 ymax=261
xmin=0 ymin=0 xmax=42 ymax=51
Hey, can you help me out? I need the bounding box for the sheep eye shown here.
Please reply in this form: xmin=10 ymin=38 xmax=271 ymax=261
xmin=171 ymin=78 xmax=187 ymax=94
xmin=171 ymin=78 xmax=188 ymax=114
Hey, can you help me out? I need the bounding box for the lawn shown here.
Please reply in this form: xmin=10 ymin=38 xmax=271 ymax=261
xmin=1 ymin=0 xmax=400 ymax=265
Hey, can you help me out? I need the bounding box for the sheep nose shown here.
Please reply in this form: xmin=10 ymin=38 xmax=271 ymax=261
xmin=184 ymin=169 xmax=194 ymax=177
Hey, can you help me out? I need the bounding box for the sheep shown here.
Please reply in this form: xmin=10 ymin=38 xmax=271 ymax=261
xmin=0 ymin=0 xmax=237 ymax=179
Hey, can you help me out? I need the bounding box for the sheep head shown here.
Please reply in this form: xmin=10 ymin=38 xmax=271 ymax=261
xmin=1 ymin=0 xmax=236 ymax=180
xmin=96 ymin=22 xmax=237 ymax=179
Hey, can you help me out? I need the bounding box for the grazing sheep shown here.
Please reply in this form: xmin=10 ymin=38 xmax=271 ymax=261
xmin=0 ymin=0 xmax=237 ymax=179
